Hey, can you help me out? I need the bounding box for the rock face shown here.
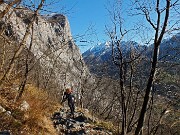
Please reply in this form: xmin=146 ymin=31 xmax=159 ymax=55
xmin=0 ymin=4 xmax=93 ymax=97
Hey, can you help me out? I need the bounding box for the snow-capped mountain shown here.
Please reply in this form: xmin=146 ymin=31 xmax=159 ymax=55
xmin=84 ymin=41 xmax=111 ymax=56
xmin=159 ymin=33 xmax=180 ymax=61
xmin=82 ymin=33 xmax=180 ymax=77
xmin=83 ymin=41 xmax=140 ymax=58
xmin=82 ymin=41 xmax=144 ymax=77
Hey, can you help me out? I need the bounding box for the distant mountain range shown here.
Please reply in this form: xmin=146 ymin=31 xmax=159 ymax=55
xmin=159 ymin=33 xmax=180 ymax=61
xmin=83 ymin=33 xmax=180 ymax=77
xmin=82 ymin=33 xmax=180 ymax=101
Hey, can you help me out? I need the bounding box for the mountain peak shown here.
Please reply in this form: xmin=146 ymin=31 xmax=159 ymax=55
xmin=105 ymin=41 xmax=111 ymax=47
xmin=83 ymin=40 xmax=140 ymax=56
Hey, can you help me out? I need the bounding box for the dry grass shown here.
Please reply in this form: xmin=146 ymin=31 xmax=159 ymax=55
xmin=0 ymin=82 xmax=60 ymax=135
xmin=95 ymin=120 xmax=116 ymax=133
xmin=21 ymin=84 xmax=60 ymax=134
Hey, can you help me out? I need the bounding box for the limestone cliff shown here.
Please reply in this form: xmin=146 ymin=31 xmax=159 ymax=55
xmin=0 ymin=4 xmax=94 ymax=98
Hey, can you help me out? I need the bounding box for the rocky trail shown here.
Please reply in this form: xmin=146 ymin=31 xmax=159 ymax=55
xmin=51 ymin=108 xmax=113 ymax=135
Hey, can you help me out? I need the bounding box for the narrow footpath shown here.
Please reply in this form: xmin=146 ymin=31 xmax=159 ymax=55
xmin=51 ymin=108 xmax=113 ymax=135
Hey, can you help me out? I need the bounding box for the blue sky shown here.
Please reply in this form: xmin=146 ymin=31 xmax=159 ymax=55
xmin=42 ymin=0 xmax=151 ymax=53
xmin=58 ymin=0 xmax=111 ymax=53
xmin=41 ymin=0 xmax=179 ymax=53
xmin=43 ymin=0 xmax=118 ymax=53
xmin=26 ymin=0 xmax=128 ymax=53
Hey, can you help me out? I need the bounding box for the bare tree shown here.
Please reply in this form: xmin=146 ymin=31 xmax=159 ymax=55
xmin=134 ymin=1 xmax=177 ymax=134
xmin=0 ymin=0 xmax=21 ymax=19
xmin=106 ymin=1 xmax=145 ymax=134
xmin=105 ymin=0 xmax=180 ymax=135
xmin=0 ymin=0 xmax=45 ymax=87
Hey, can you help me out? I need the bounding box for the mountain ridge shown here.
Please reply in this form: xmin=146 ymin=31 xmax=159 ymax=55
xmin=82 ymin=33 xmax=180 ymax=100
xmin=83 ymin=33 xmax=180 ymax=72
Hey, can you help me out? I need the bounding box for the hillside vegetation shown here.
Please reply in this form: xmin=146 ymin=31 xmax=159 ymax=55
xmin=0 ymin=81 xmax=59 ymax=134
xmin=0 ymin=1 xmax=179 ymax=135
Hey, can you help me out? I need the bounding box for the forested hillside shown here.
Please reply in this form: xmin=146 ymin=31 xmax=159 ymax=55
xmin=83 ymin=34 xmax=180 ymax=101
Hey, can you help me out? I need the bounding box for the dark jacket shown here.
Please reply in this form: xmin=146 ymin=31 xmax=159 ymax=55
xmin=62 ymin=91 xmax=75 ymax=115
xmin=62 ymin=92 xmax=75 ymax=104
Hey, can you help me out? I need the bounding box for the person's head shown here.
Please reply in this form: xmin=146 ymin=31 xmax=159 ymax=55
xmin=66 ymin=88 xmax=72 ymax=94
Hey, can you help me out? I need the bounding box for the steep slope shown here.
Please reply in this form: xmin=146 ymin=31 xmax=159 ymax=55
xmin=0 ymin=3 xmax=95 ymax=134
xmin=0 ymin=4 xmax=93 ymax=95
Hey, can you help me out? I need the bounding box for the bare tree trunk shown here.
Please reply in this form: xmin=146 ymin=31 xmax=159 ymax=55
xmin=135 ymin=44 xmax=160 ymax=135
xmin=14 ymin=23 xmax=34 ymax=101
xmin=0 ymin=0 xmax=20 ymax=19
xmin=0 ymin=38 xmax=6 ymax=71
xmin=135 ymin=0 xmax=170 ymax=134
xmin=0 ymin=0 xmax=45 ymax=87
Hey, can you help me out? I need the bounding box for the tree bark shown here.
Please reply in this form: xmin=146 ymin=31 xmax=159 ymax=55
xmin=135 ymin=0 xmax=170 ymax=134
xmin=0 ymin=0 xmax=20 ymax=19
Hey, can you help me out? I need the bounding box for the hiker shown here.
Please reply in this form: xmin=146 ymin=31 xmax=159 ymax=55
xmin=61 ymin=88 xmax=75 ymax=117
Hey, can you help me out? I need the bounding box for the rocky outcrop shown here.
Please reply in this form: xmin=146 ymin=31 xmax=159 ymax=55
xmin=51 ymin=108 xmax=113 ymax=135
xmin=0 ymin=4 xmax=94 ymax=96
